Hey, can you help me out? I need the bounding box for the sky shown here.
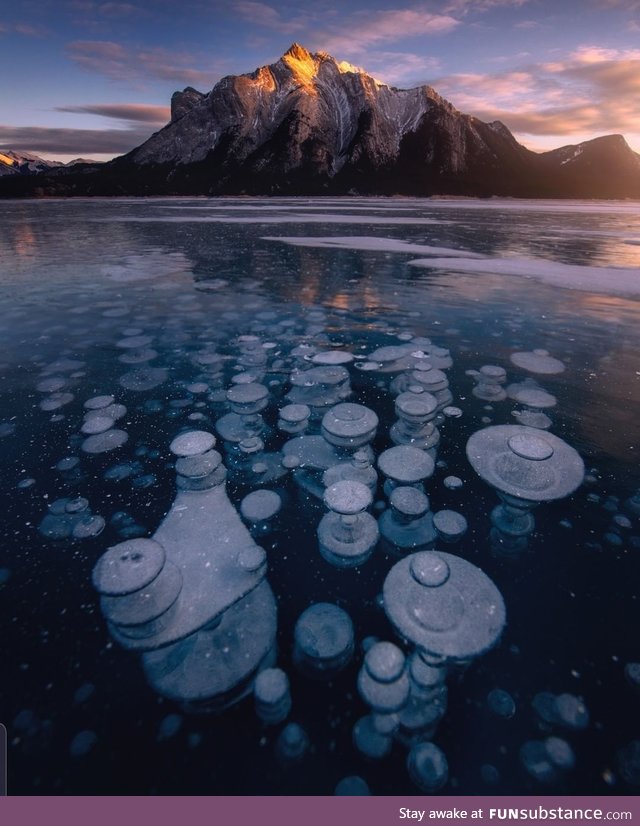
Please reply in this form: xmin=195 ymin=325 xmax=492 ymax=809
xmin=1 ymin=0 xmax=640 ymax=162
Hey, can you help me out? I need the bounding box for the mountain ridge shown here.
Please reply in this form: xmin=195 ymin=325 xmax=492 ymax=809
xmin=2 ymin=43 xmax=639 ymax=198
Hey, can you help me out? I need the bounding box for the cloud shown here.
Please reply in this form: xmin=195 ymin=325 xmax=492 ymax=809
xmin=360 ymin=52 xmax=442 ymax=86
xmin=0 ymin=21 xmax=48 ymax=37
xmin=55 ymin=103 xmax=170 ymax=123
xmin=66 ymin=39 xmax=219 ymax=87
xmin=0 ymin=124 xmax=156 ymax=155
xmin=318 ymin=9 xmax=460 ymax=56
xmin=233 ymin=1 xmax=306 ymax=33
xmin=433 ymin=45 xmax=640 ymax=142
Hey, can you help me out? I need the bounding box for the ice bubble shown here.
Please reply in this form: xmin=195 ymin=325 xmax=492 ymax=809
xmin=119 ymin=348 xmax=158 ymax=364
xmin=119 ymin=367 xmax=168 ymax=392
xmin=481 ymin=764 xmax=500 ymax=784
xmin=56 ymin=456 xmax=80 ymax=471
xmin=0 ymin=422 xmax=16 ymax=438
xmin=443 ymin=406 xmax=463 ymax=418
xmin=37 ymin=377 xmax=67 ymax=393
xmin=334 ymin=776 xmax=371 ymax=795
xmin=84 ymin=395 xmax=115 ymax=410
xmin=545 ymin=736 xmax=575 ymax=770
xmin=276 ymin=722 xmax=309 ymax=762
xmin=69 ymin=730 xmax=98 ymax=758
xmin=487 ymin=688 xmax=516 ymax=719
xmin=17 ymin=478 xmax=36 ymax=489
xmin=532 ymin=692 xmax=559 ymax=724
xmin=81 ymin=415 xmax=115 ymax=435
xmin=407 ymin=742 xmax=449 ymax=792
xmin=116 ymin=335 xmax=154 ymax=349
xmin=38 ymin=513 xmax=73 ymax=540
xmin=520 ymin=740 xmax=555 ymax=783
xmin=72 ymin=514 xmax=106 ymax=539
xmin=170 ymin=430 xmax=216 ymax=457
xmin=73 ymin=682 xmax=96 ymax=705
xmin=254 ymin=667 xmax=291 ymax=725
xmin=378 ymin=445 xmax=435 ymax=487
xmin=617 ymin=741 xmax=640 ymax=786
xmin=510 ymin=350 xmax=565 ymax=375
xmin=186 ymin=382 xmax=209 ymax=394
xmin=433 ymin=510 xmax=468 ymax=543
xmin=81 ymin=429 xmax=128 ymax=454
xmin=240 ymin=490 xmax=282 ymax=522
xmin=358 ymin=641 xmax=410 ymax=713
xmin=40 ymin=392 xmax=74 ymax=411
xmin=104 ymin=463 xmax=136 ymax=481
xmin=554 ymin=693 xmax=589 ymax=730
xmin=157 ymin=714 xmax=183 ymax=742
xmin=352 ymin=716 xmax=392 ymax=759
xmin=624 ymin=662 xmax=640 ymax=690
xmin=0 ymin=567 xmax=11 ymax=586
xmin=294 ymin=602 xmax=354 ymax=672
xmin=312 ymin=350 xmax=355 ymax=365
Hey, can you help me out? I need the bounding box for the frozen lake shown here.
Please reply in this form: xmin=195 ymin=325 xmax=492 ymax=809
xmin=1 ymin=196 xmax=639 ymax=795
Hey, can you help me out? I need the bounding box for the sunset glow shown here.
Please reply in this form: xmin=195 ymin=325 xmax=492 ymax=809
xmin=0 ymin=0 xmax=639 ymax=162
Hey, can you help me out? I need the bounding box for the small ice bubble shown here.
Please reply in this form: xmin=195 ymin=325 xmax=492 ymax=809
xmin=334 ymin=775 xmax=371 ymax=795
xmin=81 ymin=429 xmax=128 ymax=454
xmin=554 ymin=693 xmax=589 ymax=730
xmin=157 ymin=713 xmax=183 ymax=742
xmin=73 ymin=682 xmax=96 ymax=705
xmin=72 ymin=514 xmax=106 ymax=539
xmin=81 ymin=415 xmax=115 ymax=435
xmin=487 ymin=688 xmax=516 ymax=719
xmin=520 ymin=740 xmax=556 ymax=783
xmin=84 ymin=395 xmax=115 ymax=411
xmin=56 ymin=456 xmax=80 ymax=471
xmin=353 ymin=716 xmax=392 ymax=759
xmin=617 ymin=741 xmax=640 ymax=786
xmin=545 ymin=736 xmax=575 ymax=770
xmin=276 ymin=722 xmax=309 ymax=762
xmin=624 ymin=662 xmax=640 ymax=690
xmin=407 ymin=742 xmax=449 ymax=792
xmin=443 ymin=476 xmax=463 ymax=490
xmin=69 ymin=730 xmax=98 ymax=758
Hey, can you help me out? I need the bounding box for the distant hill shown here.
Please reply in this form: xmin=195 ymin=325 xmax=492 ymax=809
xmin=2 ymin=43 xmax=639 ymax=198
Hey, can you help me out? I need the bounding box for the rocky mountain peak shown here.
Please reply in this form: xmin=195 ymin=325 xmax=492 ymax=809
xmin=2 ymin=46 xmax=639 ymax=198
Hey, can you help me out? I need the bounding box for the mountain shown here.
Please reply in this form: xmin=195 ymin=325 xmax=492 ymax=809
xmin=2 ymin=43 xmax=640 ymax=198
xmin=0 ymin=150 xmax=64 ymax=177
xmin=0 ymin=150 xmax=101 ymax=178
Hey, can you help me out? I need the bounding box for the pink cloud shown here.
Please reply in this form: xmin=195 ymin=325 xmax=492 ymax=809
xmin=66 ymin=39 xmax=222 ymax=88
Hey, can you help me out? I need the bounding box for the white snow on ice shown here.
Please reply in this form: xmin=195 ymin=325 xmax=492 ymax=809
xmin=262 ymin=235 xmax=481 ymax=257
xmin=407 ymin=255 xmax=640 ymax=297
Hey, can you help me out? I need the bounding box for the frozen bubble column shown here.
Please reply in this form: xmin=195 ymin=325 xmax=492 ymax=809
xmin=215 ymin=382 xmax=269 ymax=444
xmin=390 ymin=391 xmax=440 ymax=454
xmin=469 ymin=365 xmax=508 ymax=402
xmin=382 ymin=551 xmax=506 ymax=747
xmin=286 ymin=365 xmax=351 ymax=419
xmin=466 ymin=425 xmax=585 ymax=554
xmin=378 ymin=445 xmax=435 ymax=498
xmin=317 ymin=481 xmax=379 ymax=568
xmin=91 ymin=430 xmax=277 ymax=709
xmin=321 ymin=402 xmax=378 ymax=461
xmin=378 ymin=487 xmax=437 ymax=555
xmin=508 ymin=384 xmax=557 ymax=431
